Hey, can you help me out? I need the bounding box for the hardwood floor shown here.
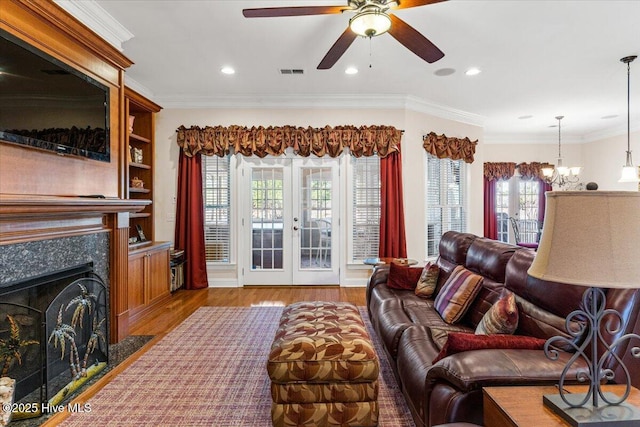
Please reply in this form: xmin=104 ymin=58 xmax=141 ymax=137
xmin=42 ymin=285 xmax=367 ymax=426
xmin=130 ymin=286 xmax=368 ymax=336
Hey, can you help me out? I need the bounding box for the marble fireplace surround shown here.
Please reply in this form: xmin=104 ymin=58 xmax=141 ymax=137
xmin=0 ymin=194 xmax=149 ymax=343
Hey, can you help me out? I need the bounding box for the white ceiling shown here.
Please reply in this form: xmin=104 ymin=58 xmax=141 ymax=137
xmin=61 ymin=0 xmax=640 ymax=144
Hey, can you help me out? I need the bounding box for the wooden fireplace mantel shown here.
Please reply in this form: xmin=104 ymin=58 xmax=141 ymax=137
xmin=0 ymin=194 xmax=150 ymax=343
xmin=0 ymin=194 xmax=150 ymax=245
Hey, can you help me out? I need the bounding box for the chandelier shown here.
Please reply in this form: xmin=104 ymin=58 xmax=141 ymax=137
xmin=541 ymin=116 xmax=582 ymax=190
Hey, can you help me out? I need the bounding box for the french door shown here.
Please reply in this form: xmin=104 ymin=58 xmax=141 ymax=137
xmin=241 ymin=157 xmax=339 ymax=285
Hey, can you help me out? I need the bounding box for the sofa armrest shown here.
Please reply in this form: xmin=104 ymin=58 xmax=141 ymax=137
xmin=365 ymin=265 xmax=390 ymax=306
xmin=426 ymin=348 xmax=588 ymax=393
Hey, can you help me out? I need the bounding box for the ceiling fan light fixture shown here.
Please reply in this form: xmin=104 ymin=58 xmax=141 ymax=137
xmin=349 ymin=9 xmax=391 ymax=37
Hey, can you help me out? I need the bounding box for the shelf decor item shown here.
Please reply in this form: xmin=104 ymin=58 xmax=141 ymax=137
xmin=128 ymin=115 xmax=135 ymax=133
xmin=133 ymin=148 xmax=143 ymax=164
xmin=130 ymin=177 xmax=144 ymax=188
xmin=528 ymin=191 xmax=640 ymax=427
xmin=135 ymin=224 xmax=147 ymax=242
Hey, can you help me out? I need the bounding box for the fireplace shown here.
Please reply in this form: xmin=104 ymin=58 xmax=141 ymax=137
xmin=0 ymin=226 xmax=113 ymax=422
xmin=0 ymin=193 xmax=151 ymax=423
xmin=0 ymin=261 xmax=109 ymax=420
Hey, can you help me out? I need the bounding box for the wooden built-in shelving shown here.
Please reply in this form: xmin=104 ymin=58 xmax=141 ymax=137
xmin=125 ymin=87 xmax=161 ymax=245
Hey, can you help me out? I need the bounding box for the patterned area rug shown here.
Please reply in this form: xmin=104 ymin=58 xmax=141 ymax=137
xmin=61 ymin=306 xmax=414 ymax=426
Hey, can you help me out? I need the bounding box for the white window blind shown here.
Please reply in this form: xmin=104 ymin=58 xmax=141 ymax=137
xmin=425 ymin=154 xmax=467 ymax=257
xmin=351 ymin=155 xmax=380 ymax=261
xmin=202 ymin=155 xmax=231 ymax=263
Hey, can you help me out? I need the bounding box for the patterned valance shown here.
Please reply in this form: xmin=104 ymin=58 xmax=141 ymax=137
xmin=422 ymin=132 xmax=478 ymax=163
xmin=483 ymin=162 xmax=516 ymax=181
xmin=176 ymin=125 xmax=402 ymax=158
xmin=517 ymin=162 xmax=553 ymax=180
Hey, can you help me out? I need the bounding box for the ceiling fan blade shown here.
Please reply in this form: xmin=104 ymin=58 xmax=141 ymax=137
xmin=394 ymin=0 xmax=447 ymax=10
xmin=317 ymin=28 xmax=358 ymax=69
xmin=243 ymin=6 xmax=346 ymax=18
xmin=387 ymin=14 xmax=444 ymax=63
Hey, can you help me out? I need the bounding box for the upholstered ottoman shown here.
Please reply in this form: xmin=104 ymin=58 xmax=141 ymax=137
xmin=267 ymin=301 xmax=380 ymax=426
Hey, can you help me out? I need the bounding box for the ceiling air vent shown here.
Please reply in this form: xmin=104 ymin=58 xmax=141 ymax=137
xmin=279 ymin=69 xmax=304 ymax=75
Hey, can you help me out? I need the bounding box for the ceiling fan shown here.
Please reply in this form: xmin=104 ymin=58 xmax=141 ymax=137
xmin=242 ymin=0 xmax=446 ymax=70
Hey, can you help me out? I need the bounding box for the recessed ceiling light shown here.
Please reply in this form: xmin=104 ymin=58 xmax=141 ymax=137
xmin=434 ymin=68 xmax=455 ymax=76
xmin=220 ymin=66 xmax=235 ymax=75
xmin=518 ymin=115 xmax=533 ymax=120
xmin=465 ymin=67 xmax=481 ymax=76
xmin=345 ymin=67 xmax=358 ymax=75
xmin=601 ymin=114 xmax=618 ymax=119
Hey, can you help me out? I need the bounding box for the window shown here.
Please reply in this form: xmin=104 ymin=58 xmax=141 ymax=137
xmin=202 ymin=155 xmax=231 ymax=263
xmin=425 ymin=154 xmax=467 ymax=258
xmin=495 ymin=176 xmax=541 ymax=244
xmin=350 ymin=155 xmax=380 ymax=262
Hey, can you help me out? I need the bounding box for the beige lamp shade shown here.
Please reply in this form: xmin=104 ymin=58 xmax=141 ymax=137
xmin=528 ymin=191 xmax=640 ymax=289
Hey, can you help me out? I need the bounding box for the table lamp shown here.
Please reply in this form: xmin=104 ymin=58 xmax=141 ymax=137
xmin=528 ymin=191 xmax=640 ymax=426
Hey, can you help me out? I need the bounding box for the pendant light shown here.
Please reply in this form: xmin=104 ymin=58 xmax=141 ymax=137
xmin=619 ymin=55 xmax=639 ymax=183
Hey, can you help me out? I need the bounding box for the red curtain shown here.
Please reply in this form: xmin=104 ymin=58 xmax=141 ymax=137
xmin=483 ymin=177 xmax=498 ymax=240
xmin=379 ymin=149 xmax=407 ymax=258
xmin=175 ymin=151 xmax=208 ymax=289
xmin=538 ymin=180 xmax=553 ymax=223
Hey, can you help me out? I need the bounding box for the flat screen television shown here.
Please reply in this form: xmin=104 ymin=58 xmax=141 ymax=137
xmin=0 ymin=30 xmax=110 ymax=162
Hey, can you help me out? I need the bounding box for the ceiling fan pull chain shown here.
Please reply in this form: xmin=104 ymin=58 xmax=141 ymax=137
xmin=369 ymin=37 xmax=373 ymax=68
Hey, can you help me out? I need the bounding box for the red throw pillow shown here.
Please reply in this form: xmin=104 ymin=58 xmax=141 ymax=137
xmin=386 ymin=262 xmax=423 ymax=290
xmin=432 ymin=332 xmax=547 ymax=363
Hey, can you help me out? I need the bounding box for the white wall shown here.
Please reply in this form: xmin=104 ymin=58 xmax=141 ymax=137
xmin=153 ymin=106 xmax=483 ymax=287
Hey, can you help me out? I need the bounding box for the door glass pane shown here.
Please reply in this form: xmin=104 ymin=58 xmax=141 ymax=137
xmin=251 ymin=168 xmax=283 ymax=270
xmin=518 ymin=179 xmax=540 ymax=243
xmin=496 ymin=180 xmax=509 ymax=243
xmin=299 ymin=167 xmax=332 ymax=269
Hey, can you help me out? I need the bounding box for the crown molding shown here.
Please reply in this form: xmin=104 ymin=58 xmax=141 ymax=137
xmin=124 ymin=77 xmax=157 ymax=103
xmin=156 ymin=93 xmax=485 ymax=125
xmin=158 ymin=93 xmax=407 ymax=109
xmin=53 ymin=0 xmax=133 ymax=52
xmin=483 ymin=133 xmax=586 ymax=145
xmin=403 ymin=96 xmax=485 ymax=127
xmin=582 ymin=121 xmax=640 ymax=143
xmin=485 ymin=120 xmax=640 ymax=145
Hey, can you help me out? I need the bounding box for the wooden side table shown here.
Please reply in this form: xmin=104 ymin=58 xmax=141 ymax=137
xmin=483 ymin=385 xmax=640 ymax=427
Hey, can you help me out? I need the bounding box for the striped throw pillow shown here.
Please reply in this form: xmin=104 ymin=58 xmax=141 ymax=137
xmin=434 ymin=265 xmax=484 ymax=324
xmin=475 ymin=291 xmax=519 ymax=335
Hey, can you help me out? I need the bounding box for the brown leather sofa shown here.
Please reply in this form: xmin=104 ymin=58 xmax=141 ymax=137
xmin=366 ymin=231 xmax=640 ymax=427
